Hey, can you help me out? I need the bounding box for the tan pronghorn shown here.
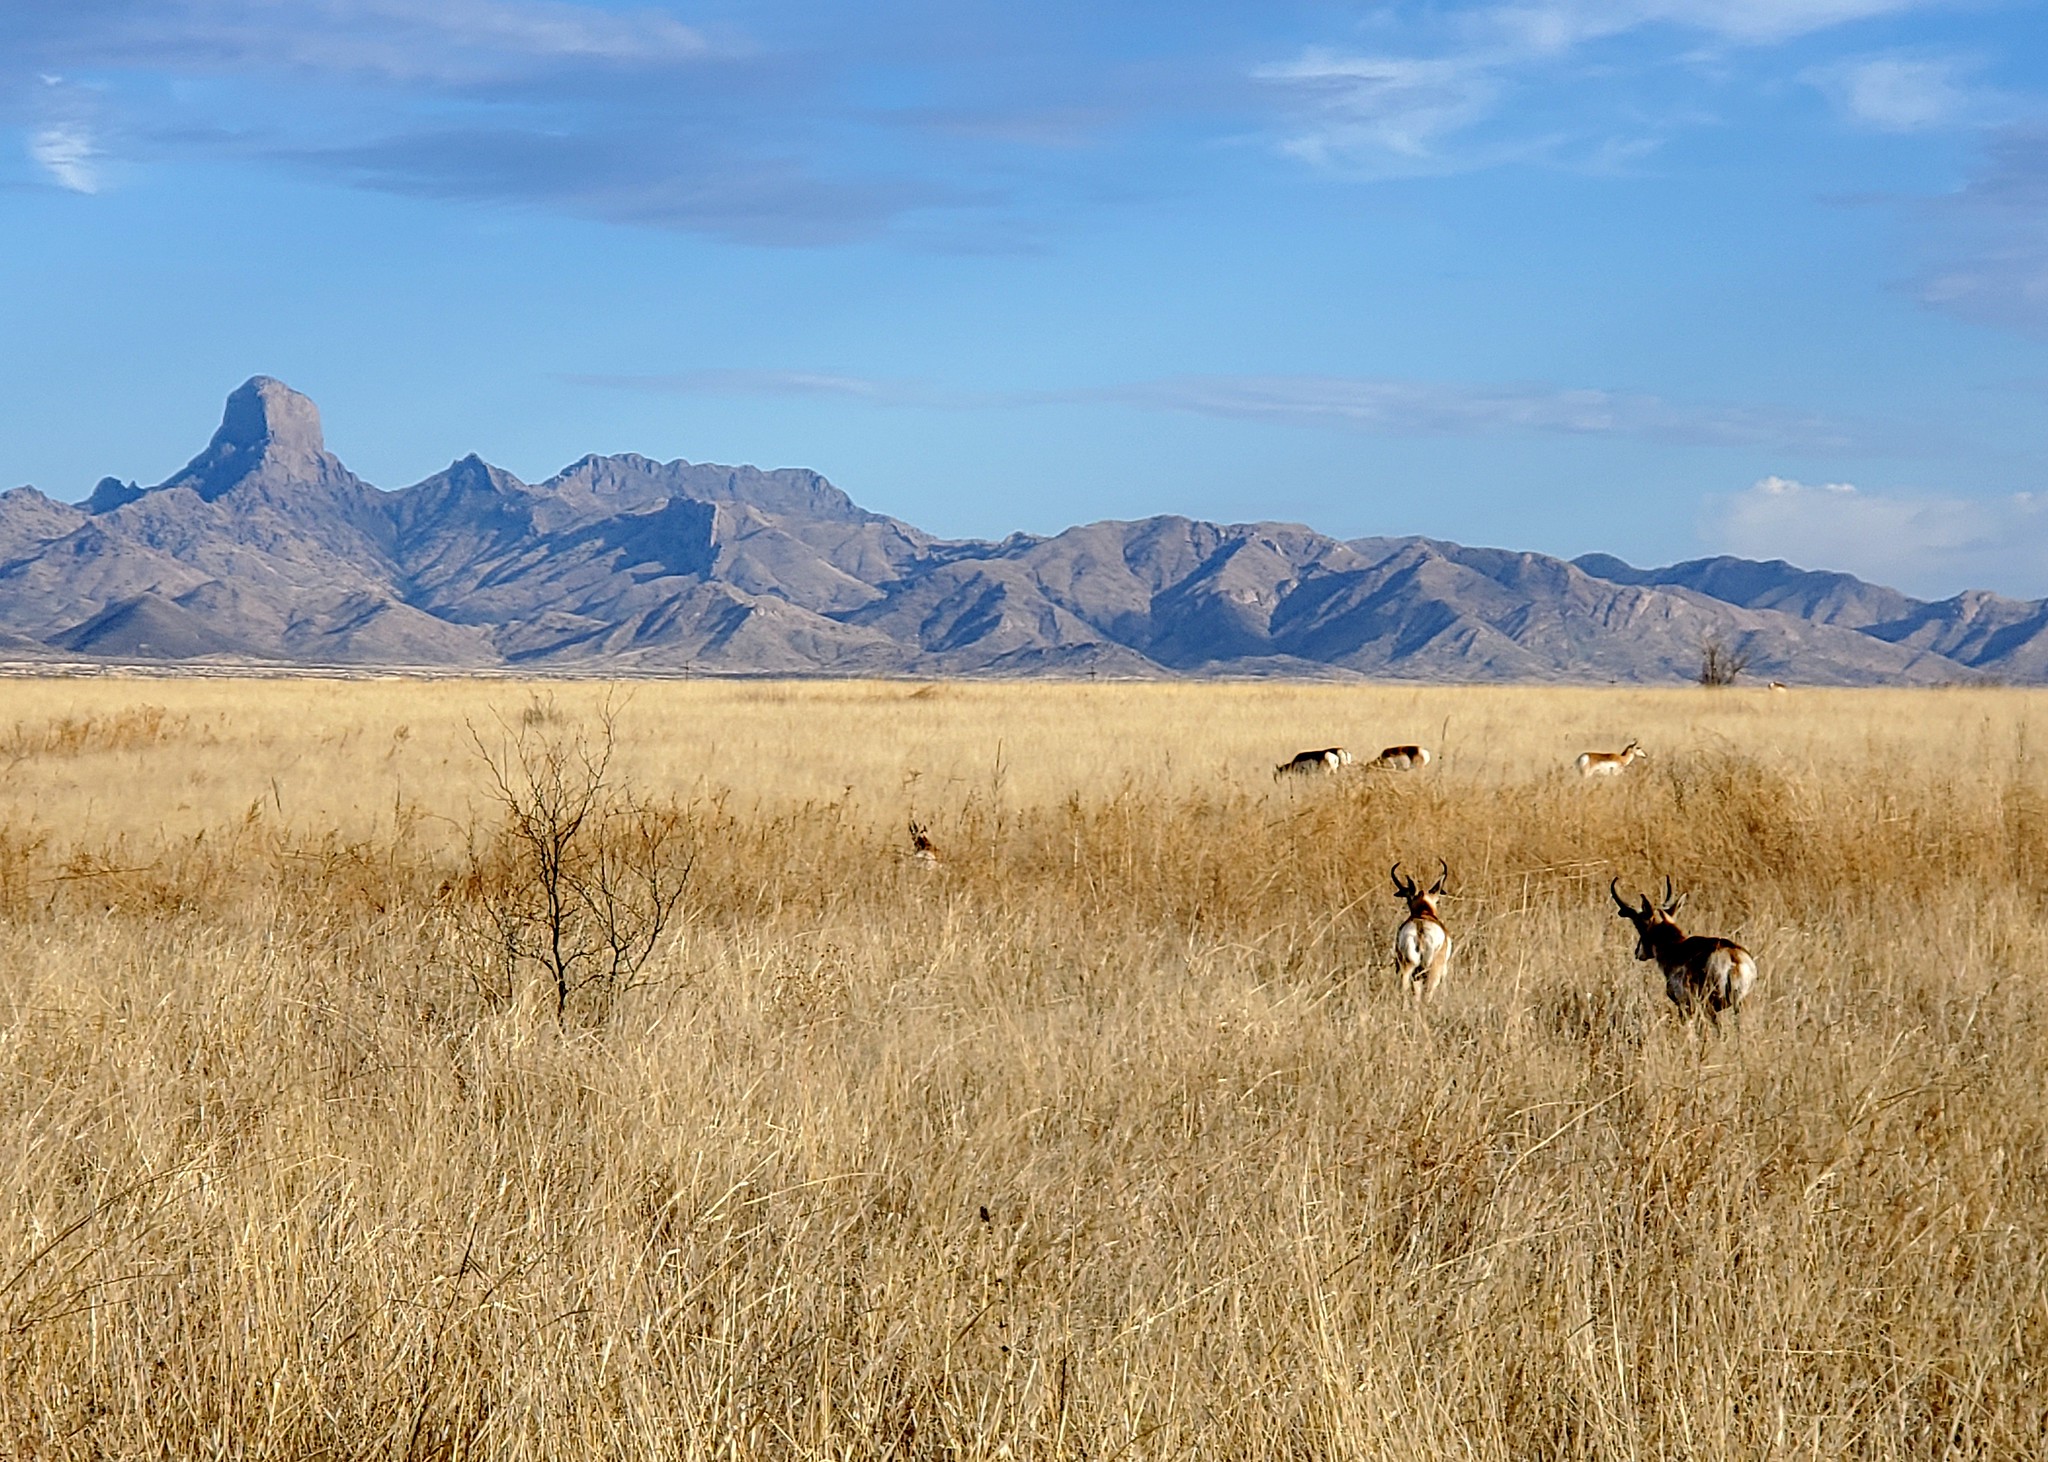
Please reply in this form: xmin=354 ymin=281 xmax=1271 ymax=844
xmin=1610 ymin=877 xmax=1757 ymax=1022
xmin=1390 ymin=860 xmax=1452 ymax=1001
xmin=1768 ymin=681 xmax=1789 ymax=694
xmin=907 ymin=819 xmax=941 ymax=868
xmin=1371 ymin=744 xmax=1431 ymax=770
xmin=1575 ymin=739 xmax=1646 ymax=777
xmin=1274 ymin=746 xmax=1352 ymax=779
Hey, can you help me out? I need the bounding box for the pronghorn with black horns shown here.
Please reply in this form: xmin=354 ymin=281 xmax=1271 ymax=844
xmin=1610 ymin=876 xmax=1757 ymax=1021
xmin=907 ymin=819 xmax=941 ymax=869
xmin=1390 ymin=859 xmax=1453 ymax=1001
xmin=1576 ymin=738 xmax=1646 ymax=777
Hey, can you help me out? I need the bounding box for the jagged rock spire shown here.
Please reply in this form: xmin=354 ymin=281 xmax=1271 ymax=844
xmin=157 ymin=376 xmax=333 ymax=501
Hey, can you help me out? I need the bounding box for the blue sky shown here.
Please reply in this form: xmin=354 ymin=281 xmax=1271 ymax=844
xmin=4 ymin=0 xmax=2048 ymax=598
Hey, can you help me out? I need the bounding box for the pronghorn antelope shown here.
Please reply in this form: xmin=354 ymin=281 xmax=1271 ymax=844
xmin=1611 ymin=877 xmax=1757 ymax=1021
xmin=1390 ymin=859 xmax=1453 ymax=1001
xmin=907 ymin=819 xmax=941 ymax=868
xmin=1274 ymin=747 xmax=1352 ymax=780
xmin=1371 ymin=745 xmax=1431 ymax=770
xmin=1575 ymin=739 xmax=1646 ymax=777
xmin=1768 ymin=681 xmax=1789 ymax=694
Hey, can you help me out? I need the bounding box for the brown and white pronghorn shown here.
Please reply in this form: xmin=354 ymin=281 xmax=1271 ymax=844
xmin=1610 ymin=877 xmax=1757 ymax=1021
xmin=1371 ymin=745 xmax=1431 ymax=770
xmin=1391 ymin=860 xmax=1452 ymax=1001
xmin=1768 ymin=681 xmax=1789 ymax=694
xmin=1274 ymin=747 xmax=1352 ymax=779
xmin=908 ymin=819 xmax=941 ymax=868
xmin=1575 ymin=739 xmax=1646 ymax=777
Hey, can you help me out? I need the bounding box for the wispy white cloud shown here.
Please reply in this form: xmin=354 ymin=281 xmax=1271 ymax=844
xmin=1253 ymin=51 xmax=1502 ymax=169
xmin=576 ymin=367 xmax=1882 ymax=453
xmin=1090 ymin=375 xmax=1875 ymax=452
xmin=95 ymin=0 xmax=712 ymax=85
xmin=1806 ymin=54 xmax=1985 ymax=131
xmin=28 ymin=121 xmax=99 ymax=192
xmin=569 ymin=369 xmax=960 ymax=405
xmin=22 ymin=73 xmax=106 ymax=193
xmin=1916 ymin=126 xmax=2048 ymax=338
xmin=1491 ymin=0 xmax=1938 ymax=50
xmin=1711 ymin=474 xmax=2048 ymax=597
xmin=1260 ymin=0 xmax=1947 ymax=172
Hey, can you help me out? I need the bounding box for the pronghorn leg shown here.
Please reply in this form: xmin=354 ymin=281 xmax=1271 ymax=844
xmin=1417 ymin=950 xmax=1448 ymax=1000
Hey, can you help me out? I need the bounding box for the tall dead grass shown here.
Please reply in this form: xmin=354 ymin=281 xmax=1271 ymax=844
xmin=0 ymin=679 xmax=2043 ymax=1459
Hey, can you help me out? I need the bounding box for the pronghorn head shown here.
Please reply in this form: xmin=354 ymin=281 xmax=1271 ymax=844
xmin=1392 ymin=859 xmax=1449 ymax=918
xmin=908 ymin=819 xmax=939 ymax=861
xmin=1622 ymin=739 xmax=1646 ymax=760
xmin=1611 ymin=876 xmax=1685 ymax=960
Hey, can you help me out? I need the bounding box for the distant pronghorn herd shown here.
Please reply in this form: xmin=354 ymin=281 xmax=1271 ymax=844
xmin=1275 ymin=744 xmax=1434 ymax=778
xmin=1261 ymin=726 xmax=1753 ymax=1016
xmin=909 ymin=722 xmax=1758 ymax=1022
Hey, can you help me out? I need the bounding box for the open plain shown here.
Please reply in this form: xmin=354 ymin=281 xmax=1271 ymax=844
xmin=0 ymin=677 xmax=2043 ymax=1459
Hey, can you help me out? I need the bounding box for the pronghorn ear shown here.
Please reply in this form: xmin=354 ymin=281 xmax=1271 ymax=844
xmin=1664 ymin=891 xmax=1687 ymax=916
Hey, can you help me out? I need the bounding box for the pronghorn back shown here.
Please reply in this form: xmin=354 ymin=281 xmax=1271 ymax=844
xmin=1372 ymin=745 xmax=1431 ymax=770
xmin=1390 ymin=860 xmax=1453 ymax=1000
xmin=1576 ymin=739 xmax=1645 ymax=777
xmin=1611 ymin=877 xmax=1756 ymax=1020
xmin=1275 ymin=746 xmax=1351 ymax=779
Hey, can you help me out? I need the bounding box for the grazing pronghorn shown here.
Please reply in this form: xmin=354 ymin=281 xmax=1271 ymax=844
xmin=907 ymin=819 xmax=941 ymax=868
xmin=1390 ymin=860 xmax=1453 ymax=1001
xmin=1575 ymin=739 xmax=1646 ymax=777
xmin=1274 ymin=747 xmax=1352 ymax=779
xmin=1610 ymin=877 xmax=1757 ymax=1022
xmin=1371 ymin=745 xmax=1431 ymax=770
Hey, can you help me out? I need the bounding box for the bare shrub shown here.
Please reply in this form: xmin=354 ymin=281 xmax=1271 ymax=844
xmin=463 ymin=696 xmax=691 ymax=1022
xmin=1698 ymin=634 xmax=1754 ymax=687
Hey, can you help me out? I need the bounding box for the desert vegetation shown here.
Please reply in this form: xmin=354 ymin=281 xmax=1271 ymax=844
xmin=0 ymin=676 xmax=2043 ymax=1459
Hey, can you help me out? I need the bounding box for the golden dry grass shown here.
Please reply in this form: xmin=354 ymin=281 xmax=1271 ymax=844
xmin=0 ymin=676 xmax=2044 ymax=1459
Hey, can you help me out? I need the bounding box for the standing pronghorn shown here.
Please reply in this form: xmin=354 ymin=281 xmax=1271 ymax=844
xmin=1390 ymin=860 xmax=1453 ymax=1001
xmin=1576 ymin=739 xmax=1646 ymax=777
xmin=1610 ymin=877 xmax=1757 ymax=1021
xmin=1371 ymin=745 xmax=1431 ymax=770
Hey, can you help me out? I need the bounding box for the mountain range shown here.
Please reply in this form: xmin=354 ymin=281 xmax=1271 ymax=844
xmin=0 ymin=376 xmax=2034 ymax=684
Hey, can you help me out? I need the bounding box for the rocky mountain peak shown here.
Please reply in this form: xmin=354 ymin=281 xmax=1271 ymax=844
xmin=218 ymin=376 xmax=323 ymax=458
xmin=156 ymin=376 xmax=333 ymax=502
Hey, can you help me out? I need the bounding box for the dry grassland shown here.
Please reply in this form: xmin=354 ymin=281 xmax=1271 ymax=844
xmin=0 ymin=677 xmax=2044 ymax=1459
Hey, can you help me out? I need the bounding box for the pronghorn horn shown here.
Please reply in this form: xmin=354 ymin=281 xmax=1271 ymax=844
xmin=1662 ymin=875 xmax=1678 ymax=914
xmin=1391 ymin=862 xmax=1412 ymax=896
xmin=1430 ymin=858 xmax=1449 ymax=895
xmin=1611 ymin=877 xmax=1632 ymax=913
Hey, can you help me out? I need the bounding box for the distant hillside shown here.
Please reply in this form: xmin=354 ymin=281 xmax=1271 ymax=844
xmin=0 ymin=377 xmax=2027 ymax=682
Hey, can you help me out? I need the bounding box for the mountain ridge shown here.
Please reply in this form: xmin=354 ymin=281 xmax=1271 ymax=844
xmin=0 ymin=377 xmax=2032 ymax=683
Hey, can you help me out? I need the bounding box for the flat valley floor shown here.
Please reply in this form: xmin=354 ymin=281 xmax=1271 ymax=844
xmin=1 ymin=678 xmax=2043 ymax=1459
